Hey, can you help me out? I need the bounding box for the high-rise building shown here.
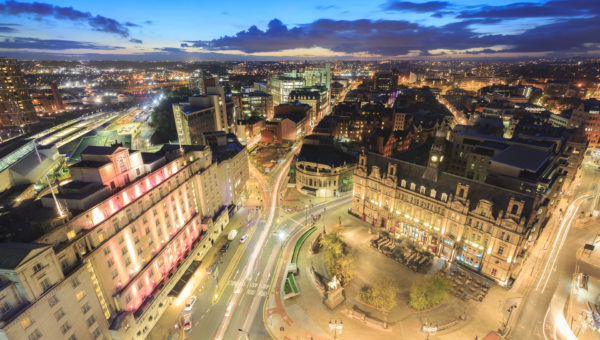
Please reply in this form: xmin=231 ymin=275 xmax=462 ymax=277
xmin=0 ymin=58 xmax=35 ymax=127
xmin=173 ymin=86 xmax=237 ymax=145
xmin=188 ymin=70 xmax=206 ymax=95
xmin=241 ymin=91 xmax=273 ymax=119
xmin=0 ymin=142 xmax=248 ymax=340
xmin=268 ymin=75 xmax=304 ymax=107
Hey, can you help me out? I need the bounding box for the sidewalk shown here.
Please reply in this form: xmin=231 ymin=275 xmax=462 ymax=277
xmin=264 ymin=202 xmax=511 ymax=340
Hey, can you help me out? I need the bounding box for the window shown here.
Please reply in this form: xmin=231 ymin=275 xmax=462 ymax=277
xmin=32 ymin=263 xmax=43 ymax=273
xmin=498 ymin=246 xmax=505 ymax=256
xmin=60 ymin=322 xmax=72 ymax=334
xmin=125 ymin=257 xmax=131 ymax=266
xmin=87 ymin=315 xmax=96 ymax=327
xmin=91 ymin=328 xmax=102 ymax=339
xmin=441 ymin=193 xmax=448 ymax=202
xmin=21 ymin=317 xmax=32 ymax=329
xmin=107 ymin=258 xmax=114 ymax=268
xmin=103 ymin=248 xmax=110 ymax=256
xmin=410 ymin=183 xmax=416 ymax=191
xmin=81 ymin=303 xmax=91 ymax=314
xmin=419 ymin=186 xmax=426 ymax=194
xmin=28 ymin=329 xmax=42 ymax=340
xmin=491 ymin=268 xmax=497 ymax=277
xmin=71 ymin=277 xmax=81 ymax=288
xmin=68 ymin=335 xmax=78 ymax=340
xmin=430 ymin=189 xmax=436 ymax=198
xmin=111 ymin=269 xmax=118 ymax=279
xmin=41 ymin=278 xmax=51 ymax=291
xmin=48 ymin=295 xmax=59 ymax=307
xmin=0 ymin=302 xmax=11 ymax=314
xmin=54 ymin=308 xmax=66 ymax=321
xmin=125 ymin=295 xmax=132 ymax=303
xmin=76 ymin=290 xmax=85 ymax=301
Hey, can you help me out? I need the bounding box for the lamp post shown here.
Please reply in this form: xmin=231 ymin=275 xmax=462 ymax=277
xmin=503 ymin=305 xmax=517 ymax=334
xmin=329 ymin=319 xmax=343 ymax=339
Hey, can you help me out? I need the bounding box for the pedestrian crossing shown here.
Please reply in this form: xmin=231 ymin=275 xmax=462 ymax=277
xmin=228 ymin=280 xmax=269 ymax=296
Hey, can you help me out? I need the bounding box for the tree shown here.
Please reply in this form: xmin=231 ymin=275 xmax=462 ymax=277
xmin=359 ymin=281 xmax=398 ymax=311
xmin=150 ymin=87 xmax=192 ymax=144
xmin=319 ymin=233 xmax=355 ymax=285
xmin=409 ymin=274 xmax=452 ymax=311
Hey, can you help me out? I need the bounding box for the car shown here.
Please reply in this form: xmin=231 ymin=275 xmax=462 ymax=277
xmin=184 ymin=296 xmax=196 ymax=312
xmin=225 ymin=305 xmax=232 ymax=317
xmin=207 ymin=263 xmax=217 ymax=274
xmin=220 ymin=243 xmax=230 ymax=253
xmin=240 ymin=234 xmax=249 ymax=243
xmin=183 ymin=314 xmax=192 ymax=331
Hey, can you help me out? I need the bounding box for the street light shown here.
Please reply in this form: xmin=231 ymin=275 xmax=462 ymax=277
xmin=503 ymin=305 xmax=518 ymax=334
xmin=329 ymin=319 xmax=343 ymax=339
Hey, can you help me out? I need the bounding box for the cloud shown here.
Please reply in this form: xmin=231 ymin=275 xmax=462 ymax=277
xmin=143 ymin=20 xmax=152 ymax=25
xmin=0 ymin=36 xmax=124 ymax=50
xmin=0 ymin=1 xmax=132 ymax=37
xmin=189 ymin=15 xmax=600 ymax=57
xmin=154 ymin=47 xmax=185 ymax=53
xmin=0 ymin=25 xmax=17 ymax=32
xmin=382 ymin=1 xmax=449 ymax=13
xmin=315 ymin=5 xmax=339 ymax=10
xmin=125 ymin=22 xmax=140 ymax=27
xmin=458 ymin=0 xmax=600 ymax=19
xmin=129 ymin=38 xmax=142 ymax=44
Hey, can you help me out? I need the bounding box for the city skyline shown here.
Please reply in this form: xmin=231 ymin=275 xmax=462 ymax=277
xmin=0 ymin=0 xmax=599 ymax=60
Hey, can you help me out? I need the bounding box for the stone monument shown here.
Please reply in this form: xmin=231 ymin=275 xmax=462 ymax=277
xmin=324 ymin=275 xmax=345 ymax=309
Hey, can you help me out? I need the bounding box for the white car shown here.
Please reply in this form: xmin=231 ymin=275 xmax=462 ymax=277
xmin=184 ymin=296 xmax=197 ymax=312
xmin=240 ymin=234 xmax=249 ymax=243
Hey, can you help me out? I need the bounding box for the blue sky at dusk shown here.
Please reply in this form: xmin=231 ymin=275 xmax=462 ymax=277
xmin=0 ymin=0 xmax=598 ymax=59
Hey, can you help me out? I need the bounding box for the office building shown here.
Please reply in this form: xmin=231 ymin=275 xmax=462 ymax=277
xmin=173 ymin=86 xmax=237 ymax=145
xmin=0 ymin=58 xmax=35 ymax=127
xmin=241 ymin=91 xmax=273 ymax=119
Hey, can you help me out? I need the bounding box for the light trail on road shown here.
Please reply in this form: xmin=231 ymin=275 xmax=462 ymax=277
xmin=535 ymin=194 xmax=592 ymax=293
xmin=213 ymin=155 xmax=293 ymax=340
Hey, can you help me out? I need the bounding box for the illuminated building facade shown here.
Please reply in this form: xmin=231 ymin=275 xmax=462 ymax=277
xmin=351 ymin=149 xmax=546 ymax=286
xmin=0 ymin=58 xmax=35 ymax=127
xmin=295 ymin=144 xmax=356 ymax=197
xmin=2 ymin=144 xmax=246 ymax=339
xmin=173 ymin=86 xmax=237 ymax=145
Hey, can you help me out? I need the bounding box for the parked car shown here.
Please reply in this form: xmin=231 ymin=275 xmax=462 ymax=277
xmin=184 ymin=296 xmax=196 ymax=312
xmin=240 ymin=234 xmax=249 ymax=243
xmin=183 ymin=314 xmax=192 ymax=331
xmin=207 ymin=263 xmax=217 ymax=274
xmin=220 ymin=243 xmax=230 ymax=253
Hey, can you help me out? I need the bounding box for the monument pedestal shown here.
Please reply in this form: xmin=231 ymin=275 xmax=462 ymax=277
xmin=325 ymin=287 xmax=345 ymax=309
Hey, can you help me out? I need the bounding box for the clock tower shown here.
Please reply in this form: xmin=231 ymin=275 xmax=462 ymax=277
xmin=423 ymin=127 xmax=447 ymax=182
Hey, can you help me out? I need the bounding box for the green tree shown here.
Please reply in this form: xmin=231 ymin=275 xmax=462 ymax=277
xmin=319 ymin=233 xmax=355 ymax=285
xmin=409 ymin=274 xmax=451 ymax=311
xmin=150 ymin=87 xmax=192 ymax=144
xmin=359 ymin=282 xmax=398 ymax=310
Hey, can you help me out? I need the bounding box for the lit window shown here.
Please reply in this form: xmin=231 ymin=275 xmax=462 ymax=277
xmin=21 ymin=317 xmax=32 ymax=329
xmin=76 ymin=290 xmax=85 ymax=301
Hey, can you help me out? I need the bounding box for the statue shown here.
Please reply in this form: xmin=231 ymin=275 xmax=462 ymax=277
xmin=325 ymin=275 xmax=344 ymax=309
xmin=328 ymin=275 xmax=339 ymax=290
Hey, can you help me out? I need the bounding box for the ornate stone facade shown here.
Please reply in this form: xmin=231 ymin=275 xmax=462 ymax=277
xmin=351 ymin=152 xmax=547 ymax=286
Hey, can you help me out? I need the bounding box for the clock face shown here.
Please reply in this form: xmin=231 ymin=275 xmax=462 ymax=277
xmin=440 ymin=156 xmax=444 ymax=162
xmin=431 ymin=155 xmax=438 ymax=162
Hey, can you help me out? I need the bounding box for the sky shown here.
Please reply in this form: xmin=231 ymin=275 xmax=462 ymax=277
xmin=0 ymin=0 xmax=599 ymax=60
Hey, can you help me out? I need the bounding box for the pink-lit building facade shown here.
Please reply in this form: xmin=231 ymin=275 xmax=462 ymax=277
xmin=28 ymin=145 xmax=244 ymax=339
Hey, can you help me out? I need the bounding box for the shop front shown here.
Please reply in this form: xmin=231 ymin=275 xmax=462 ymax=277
xmin=458 ymin=244 xmax=483 ymax=271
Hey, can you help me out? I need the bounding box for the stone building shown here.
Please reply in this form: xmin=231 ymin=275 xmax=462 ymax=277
xmin=351 ymin=141 xmax=548 ymax=286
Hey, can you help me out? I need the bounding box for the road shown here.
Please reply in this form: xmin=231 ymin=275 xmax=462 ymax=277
xmin=510 ymin=163 xmax=600 ymax=339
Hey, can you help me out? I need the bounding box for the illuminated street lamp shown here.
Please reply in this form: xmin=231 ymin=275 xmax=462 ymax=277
xmin=329 ymin=319 xmax=343 ymax=339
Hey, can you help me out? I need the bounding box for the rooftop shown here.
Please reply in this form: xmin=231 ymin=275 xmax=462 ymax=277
xmin=490 ymin=144 xmax=552 ymax=172
xmin=0 ymin=243 xmax=49 ymax=270
xmin=297 ymin=144 xmax=356 ymax=168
